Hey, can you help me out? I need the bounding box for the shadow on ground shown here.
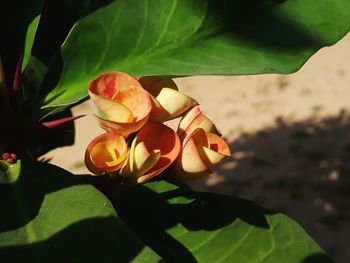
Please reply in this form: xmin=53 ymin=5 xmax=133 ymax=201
xmin=190 ymin=109 xmax=350 ymax=263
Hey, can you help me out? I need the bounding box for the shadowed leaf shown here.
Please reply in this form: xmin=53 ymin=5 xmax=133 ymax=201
xmin=114 ymin=180 xmax=332 ymax=263
xmin=0 ymin=160 xmax=160 ymax=262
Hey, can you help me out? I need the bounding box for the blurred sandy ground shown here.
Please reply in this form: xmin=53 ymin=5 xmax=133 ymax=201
xmin=47 ymin=33 xmax=350 ymax=262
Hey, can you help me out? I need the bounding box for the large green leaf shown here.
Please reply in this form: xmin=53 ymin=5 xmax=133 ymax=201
xmin=115 ymin=181 xmax=332 ymax=263
xmin=39 ymin=0 xmax=350 ymax=109
xmin=30 ymin=0 xmax=92 ymax=66
xmin=0 ymin=160 xmax=160 ymax=262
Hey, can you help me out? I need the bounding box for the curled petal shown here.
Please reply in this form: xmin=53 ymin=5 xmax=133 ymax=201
xmin=177 ymin=105 xmax=221 ymax=140
xmin=95 ymin=116 xmax=149 ymax=138
xmin=85 ymin=132 xmax=128 ymax=174
xmin=134 ymin=142 xmax=161 ymax=176
xmin=173 ymin=128 xmax=231 ymax=179
xmin=138 ymin=76 xmax=197 ymax=122
xmin=122 ymin=122 xmax=181 ymax=184
xmin=89 ymin=93 xmax=133 ymax=123
xmin=89 ymin=72 xmax=152 ymax=137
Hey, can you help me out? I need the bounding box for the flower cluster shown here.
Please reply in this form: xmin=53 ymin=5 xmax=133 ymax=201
xmin=1 ymin=152 xmax=17 ymax=164
xmin=85 ymin=72 xmax=231 ymax=185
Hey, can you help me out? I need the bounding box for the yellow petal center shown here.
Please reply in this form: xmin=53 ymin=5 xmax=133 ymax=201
xmin=91 ymin=141 xmax=124 ymax=167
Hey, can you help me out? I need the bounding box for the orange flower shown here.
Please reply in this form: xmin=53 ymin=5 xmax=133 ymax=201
xmin=85 ymin=132 xmax=128 ymax=174
xmin=177 ymin=105 xmax=221 ymax=140
xmin=138 ymin=76 xmax=197 ymax=122
xmin=88 ymin=72 xmax=152 ymax=137
xmin=174 ymin=128 xmax=231 ymax=179
xmin=174 ymin=107 xmax=230 ymax=179
xmin=122 ymin=122 xmax=181 ymax=184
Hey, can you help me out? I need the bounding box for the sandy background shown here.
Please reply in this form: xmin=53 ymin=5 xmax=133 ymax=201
xmin=47 ymin=33 xmax=350 ymax=262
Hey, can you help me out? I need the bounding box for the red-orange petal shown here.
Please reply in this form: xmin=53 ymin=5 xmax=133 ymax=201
xmin=173 ymin=128 xmax=231 ymax=179
xmin=88 ymin=72 xmax=152 ymax=136
xmin=95 ymin=114 xmax=150 ymax=138
xmin=123 ymin=122 xmax=181 ymax=183
xmin=178 ymin=105 xmax=221 ymax=141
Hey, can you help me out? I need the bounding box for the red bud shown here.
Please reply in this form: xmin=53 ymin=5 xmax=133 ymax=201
xmin=2 ymin=152 xmax=10 ymax=160
xmin=6 ymin=158 xmax=15 ymax=163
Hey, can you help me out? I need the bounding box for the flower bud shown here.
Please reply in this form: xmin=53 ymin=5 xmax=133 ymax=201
xmin=2 ymin=152 xmax=10 ymax=160
xmin=122 ymin=122 xmax=181 ymax=184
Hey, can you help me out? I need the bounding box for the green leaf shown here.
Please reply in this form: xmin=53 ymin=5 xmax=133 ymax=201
xmin=31 ymin=0 xmax=92 ymax=66
xmin=0 ymin=0 xmax=43 ymax=83
xmin=115 ymin=181 xmax=332 ymax=263
xmin=39 ymin=0 xmax=350 ymax=110
xmin=23 ymin=56 xmax=47 ymax=103
xmin=0 ymin=160 xmax=160 ymax=262
xmin=22 ymin=15 xmax=41 ymax=71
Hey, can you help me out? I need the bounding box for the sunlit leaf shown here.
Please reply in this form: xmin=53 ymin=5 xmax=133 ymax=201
xmin=39 ymin=0 xmax=350 ymax=110
xmin=22 ymin=15 xmax=41 ymax=71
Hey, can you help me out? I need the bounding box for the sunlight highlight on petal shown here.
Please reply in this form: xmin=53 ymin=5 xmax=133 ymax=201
xmin=89 ymin=72 xmax=152 ymax=137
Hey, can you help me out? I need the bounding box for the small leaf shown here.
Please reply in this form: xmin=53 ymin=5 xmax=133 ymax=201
xmin=22 ymin=15 xmax=41 ymax=71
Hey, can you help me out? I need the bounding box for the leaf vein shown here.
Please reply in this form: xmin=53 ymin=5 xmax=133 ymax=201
xmin=154 ymin=0 xmax=178 ymax=46
xmin=217 ymin=225 xmax=254 ymax=263
xmin=190 ymin=229 xmax=223 ymax=252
